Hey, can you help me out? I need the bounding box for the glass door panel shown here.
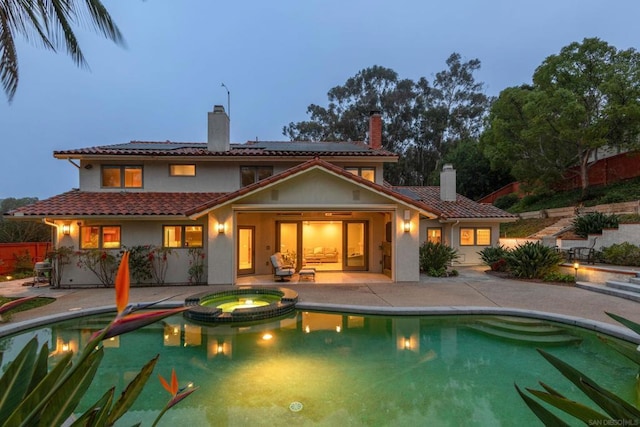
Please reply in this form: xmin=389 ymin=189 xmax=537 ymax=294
xmin=276 ymin=222 xmax=300 ymax=270
xmin=237 ymin=226 xmax=254 ymax=275
xmin=344 ymin=221 xmax=367 ymax=270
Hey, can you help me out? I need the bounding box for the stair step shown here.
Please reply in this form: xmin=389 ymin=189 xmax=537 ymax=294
xmin=467 ymin=325 xmax=582 ymax=345
xmin=476 ymin=319 xmax=566 ymax=335
xmin=490 ymin=316 xmax=550 ymax=326
xmin=576 ymin=282 xmax=640 ymax=303
xmin=629 ymin=277 xmax=640 ymax=285
xmin=606 ymin=280 xmax=640 ymax=294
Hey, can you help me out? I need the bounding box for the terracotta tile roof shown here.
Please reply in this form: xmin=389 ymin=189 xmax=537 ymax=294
xmin=5 ymin=191 xmax=224 ymax=217
xmin=54 ymin=140 xmax=398 ymax=158
xmin=393 ymin=186 xmax=516 ymax=220
xmin=185 ymin=158 xmax=444 ymax=218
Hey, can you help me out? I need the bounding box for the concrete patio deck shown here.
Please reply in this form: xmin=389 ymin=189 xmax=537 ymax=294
xmin=1 ymin=266 xmax=639 ymax=341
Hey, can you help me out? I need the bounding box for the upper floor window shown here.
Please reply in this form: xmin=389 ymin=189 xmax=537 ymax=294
xmin=345 ymin=167 xmax=375 ymax=182
xmin=163 ymin=225 xmax=203 ymax=248
xmin=170 ymin=164 xmax=196 ymax=176
xmin=80 ymin=225 xmax=121 ymax=249
xmin=102 ymin=166 xmax=143 ymax=188
xmin=241 ymin=166 xmax=273 ymax=187
xmin=460 ymin=227 xmax=491 ymax=246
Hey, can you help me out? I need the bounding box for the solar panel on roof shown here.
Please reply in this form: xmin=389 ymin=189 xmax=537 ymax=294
xmin=100 ymin=142 xmax=206 ymax=150
xmin=394 ymin=188 xmax=421 ymax=200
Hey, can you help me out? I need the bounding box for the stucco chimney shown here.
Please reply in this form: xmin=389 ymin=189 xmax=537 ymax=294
xmin=207 ymin=105 xmax=230 ymax=152
xmin=440 ymin=164 xmax=457 ymax=202
xmin=369 ymin=110 xmax=382 ymax=150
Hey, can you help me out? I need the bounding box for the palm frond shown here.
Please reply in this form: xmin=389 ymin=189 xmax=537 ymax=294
xmin=0 ymin=0 xmax=125 ymax=101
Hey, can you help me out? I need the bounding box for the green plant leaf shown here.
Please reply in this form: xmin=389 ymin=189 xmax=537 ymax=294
xmin=38 ymin=347 xmax=104 ymax=427
xmin=598 ymin=335 xmax=640 ymax=366
xmin=514 ymin=383 xmax=570 ymax=426
xmin=3 ymin=351 xmax=73 ymax=427
xmin=26 ymin=342 xmax=50 ymax=395
xmin=70 ymin=387 xmax=114 ymax=427
xmin=0 ymin=337 xmax=38 ymax=423
xmin=107 ymin=355 xmax=159 ymax=425
xmin=538 ymin=349 xmax=640 ymax=420
xmin=527 ymin=384 xmax=609 ymax=422
xmin=606 ymin=312 xmax=640 ymax=336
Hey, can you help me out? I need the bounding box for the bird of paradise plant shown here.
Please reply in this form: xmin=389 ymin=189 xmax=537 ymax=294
xmin=0 ymin=251 xmax=197 ymax=426
xmin=154 ymin=368 xmax=199 ymax=426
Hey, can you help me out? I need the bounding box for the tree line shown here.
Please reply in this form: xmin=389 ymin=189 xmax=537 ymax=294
xmin=284 ymin=38 xmax=640 ymax=201
xmin=0 ymin=198 xmax=50 ymax=243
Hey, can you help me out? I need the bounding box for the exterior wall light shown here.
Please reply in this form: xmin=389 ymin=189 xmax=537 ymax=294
xmin=62 ymin=224 xmax=71 ymax=236
xmin=217 ymin=223 xmax=225 ymax=234
xmin=403 ymin=210 xmax=411 ymax=233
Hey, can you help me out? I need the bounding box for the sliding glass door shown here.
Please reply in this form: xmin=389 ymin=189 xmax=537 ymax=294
xmin=237 ymin=226 xmax=254 ymax=275
xmin=344 ymin=221 xmax=367 ymax=270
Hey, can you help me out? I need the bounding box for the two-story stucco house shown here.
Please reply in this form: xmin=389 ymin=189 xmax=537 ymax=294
xmin=6 ymin=106 xmax=514 ymax=286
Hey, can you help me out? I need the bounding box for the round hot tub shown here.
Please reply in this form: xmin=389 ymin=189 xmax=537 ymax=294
xmin=184 ymin=286 xmax=298 ymax=323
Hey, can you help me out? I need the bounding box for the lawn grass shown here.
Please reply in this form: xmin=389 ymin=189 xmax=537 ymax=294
xmin=499 ymin=218 xmax=560 ymax=238
xmin=507 ymin=176 xmax=640 ymax=213
xmin=0 ymin=296 xmax=56 ymax=318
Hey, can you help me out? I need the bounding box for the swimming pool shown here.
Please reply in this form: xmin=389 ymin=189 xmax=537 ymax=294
xmin=0 ymin=311 xmax=637 ymax=425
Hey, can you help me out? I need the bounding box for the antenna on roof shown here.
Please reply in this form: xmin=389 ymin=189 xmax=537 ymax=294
xmin=221 ymin=83 xmax=230 ymax=119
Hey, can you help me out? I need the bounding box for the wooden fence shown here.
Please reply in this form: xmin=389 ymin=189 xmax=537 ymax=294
xmin=0 ymin=242 xmax=52 ymax=275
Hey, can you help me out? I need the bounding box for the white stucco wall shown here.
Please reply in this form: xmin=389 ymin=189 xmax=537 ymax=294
xmin=395 ymin=209 xmax=420 ymax=282
xmin=77 ymin=160 xmax=387 ymax=193
xmin=52 ymin=218 xmax=207 ymax=287
xmin=419 ymin=219 xmax=502 ymax=265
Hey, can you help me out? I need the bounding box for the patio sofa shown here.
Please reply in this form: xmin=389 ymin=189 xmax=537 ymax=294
xmin=303 ymin=247 xmax=339 ymax=263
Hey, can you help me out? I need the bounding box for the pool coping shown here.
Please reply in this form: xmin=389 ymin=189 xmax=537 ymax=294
xmin=2 ymin=302 xmax=640 ymax=344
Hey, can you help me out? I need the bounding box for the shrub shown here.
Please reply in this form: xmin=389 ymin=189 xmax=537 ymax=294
xmin=478 ymin=245 xmax=508 ymax=269
xmin=493 ymin=193 xmax=519 ymax=210
xmin=47 ymin=246 xmax=74 ymax=288
xmin=599 ymin=242 xmax=640 ymax=266
xmin=76 ymin=249 xmax=120 ymax=287
xmin=542 ymin=271 xmax=575 ymax=283
xmin=504 ymin=241 xmax=563 ymax=279
xmin=491 ymin=258 xmax=508 ymax=272
xmin=149 ymin=246 xmax=173 ymax=285
xmin=572 ymin=212 xmax=619 ymax=238
xmin=419 ymin=242 xmax=458 ymax=276
xmin=188 ymin=247 xmax=206 ymax=284
xmin=12 ymin=250 xmax=33 ymax=273
xmin=124 ymin=245 xmax=154 ymax=284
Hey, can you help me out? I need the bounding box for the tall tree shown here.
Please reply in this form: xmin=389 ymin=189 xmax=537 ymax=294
xmin=283 ymin=65 xmax=418 ymax=183
xmin=482 ymin=38 xmax=640 ymax=196
xmin=409 ymin=53 xmax=492 ymax=185
xmin=284 ymin=56 xmax=493 ymax=190
xmin=1 ymin=0 xmax=125 ymax=102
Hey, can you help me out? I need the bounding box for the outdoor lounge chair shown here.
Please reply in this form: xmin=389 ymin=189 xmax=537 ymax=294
xmin=270 ymin=253 xmax=295 ymax=281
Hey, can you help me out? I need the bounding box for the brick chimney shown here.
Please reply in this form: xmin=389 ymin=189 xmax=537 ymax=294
xmin=440 ymin=164 xmax=457 ymax=201
xmin=369 ymin=110 xmax=382 ymax=150
xmin=207 ymin=105 xmax=230 ymax=152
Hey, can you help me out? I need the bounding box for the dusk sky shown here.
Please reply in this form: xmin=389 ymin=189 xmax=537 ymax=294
xmin=2 ymin=0 xmax=639 ymax=200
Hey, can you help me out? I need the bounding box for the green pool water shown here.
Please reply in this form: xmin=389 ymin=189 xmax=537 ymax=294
xmin=200 ymin=293 xmax=282 ymax=312
xmin=1 ymin=312 xmax=637 ymax=426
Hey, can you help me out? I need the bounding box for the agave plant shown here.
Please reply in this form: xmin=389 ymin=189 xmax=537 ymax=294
xmin=516 ymin=313 xmax=640 ymax=425
xmin=0 ymin=251 xmax=196 ymax=426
